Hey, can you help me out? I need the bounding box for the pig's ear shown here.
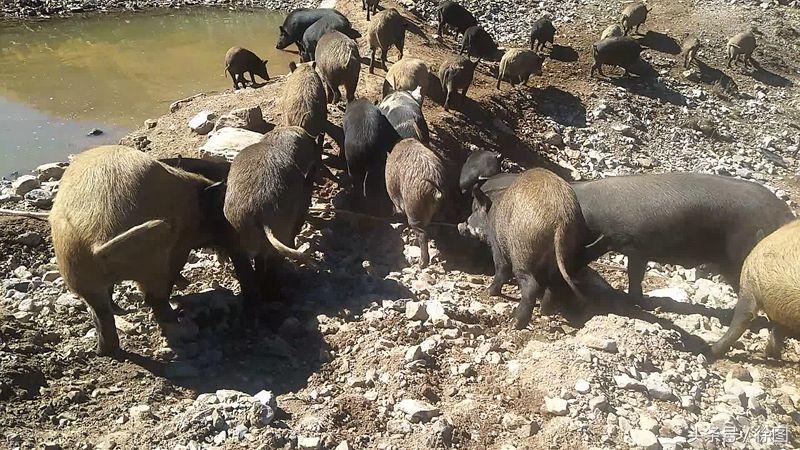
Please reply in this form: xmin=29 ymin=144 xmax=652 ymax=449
xmin=311 ymin=60 xmax=317 ymax=70
xmin=472 ymin=185 xmax=491 ymax=209
xmin=263 ymin=59 xmax=269 ymax=65
xmin=279 ymin=25 xmax=286 ymax=34
xmin=289 ymin=61 xmax=297 ymax=72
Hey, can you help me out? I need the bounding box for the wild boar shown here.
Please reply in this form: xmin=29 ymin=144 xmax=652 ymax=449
xmin=460 ymin=26 xmax=499 ymax=60
xmin=383 ymin=57 xmax=430 ymax=97
xmin=343 ymin=99 xmax=400 ymax=212
xmin=460 ymin=168 xmax=587 ymax=328
xmin=711 ymin=220 xmax=800 ymax=359
xmin=367 ymin=8 xmax=406 ymax=73
xmin=224 ymin=47 xmax=270 ymax=90
xmin=385 ymin=138 xmax=446 ymax=267
xmin=438 ymin=55 xmax=479 ymax=111
xmin=497 ymin=48 xmax=543 ymax=89
xmin=726 ymin=30 xmax=757 ymax=69
xmin=49 ymin=145 xmax=252 ymax=355
xmin=363 ymin=0 xmax=379 ymax=20
xmin=601 ymin=24 xmax=624 ymax=41
xmin=465 ymin=172 xmax=794 ymax=305
xmin=530 ymin=18 xmax=556 ymax=52
xmin=224 ymin=127 xmax=323 ymax=297
xmin=436 ymin=0 xmax=477 ymax=41
xmin=300 ymin=13 xmax=359 ymax=62
xmin=682 ymin=35 xmax=700 ymax=68
xmin=621 ymin=2 xmax=650 ymax=35
xmin=280 ymin=61 xmax=328 ymax=137
xmin=276 ymin=8 xmax=347 ymax=51
xmin=459 ymin=150 xmax=501 ymax=193
xmin=590 ymin=37 xmax=642 ymax=77
xmin=315 ymin=30 xmax=360 ymax=103
xmin=378 ymin=88 xmax=430 ymax=144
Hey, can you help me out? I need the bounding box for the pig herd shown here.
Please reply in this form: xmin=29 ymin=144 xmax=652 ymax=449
xmin=48 ymin=1 xmax=798 ymax=364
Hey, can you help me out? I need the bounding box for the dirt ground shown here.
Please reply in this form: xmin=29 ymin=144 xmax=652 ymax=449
xmin=2 ymin=0 xmax=800 ymax=448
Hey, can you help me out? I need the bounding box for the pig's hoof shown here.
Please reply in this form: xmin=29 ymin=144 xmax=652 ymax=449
xmin=513 ymin=317 xmax=530 ymax=330
xmin=488 ymin=285 xmax=502 ymax=296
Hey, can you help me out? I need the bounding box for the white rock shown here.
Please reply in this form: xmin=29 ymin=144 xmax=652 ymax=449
xmin=35 ymin=162 xmax=67 ymax=181
xmin=542 ymin=397 xmax=568 ymax=416
xmin=335 ymin=442 xmax=351 ymax=450
xmin=639 ymin=415 xmax=659 ymax=434
xmin=575 ymin=379 xmax=591 ymax=394
xmin=614 ymin=374 xmax=644 ymax=390
xmin=405 ymin=301 xmax=428 ymax=321
xmin=188 ymin=110 xmax=217 ymax=135
xmin=12 ymin=175 xmax=40 ymax=196
xmin=397 ymin=399 xmax=440 ymax=423
xmin=589 ymin=395 xmax=608 ymax=411
xmin=253 ymin=390 xmax=277 ymax=409
xmin=42 ymin=271 xmax=61 ymax=282
xmin=630 ymin=429 xmax=660 ymax=449
xmin=425 ymin=299 xmax=450 ymax=322
xmin=128 ymin=404 xmax=153 ymax=422
xmin=645 ymin=287 xmax=689 ymax=303
xmin=297 ymin=436 xmax=321 ymax=450
xmin=405 ymin=345 xmax=424 ymax=362
xmin=199 ymin=127 xmax=263 ymax=161
xmin=214 ymin=106 xmax=269 ymax=133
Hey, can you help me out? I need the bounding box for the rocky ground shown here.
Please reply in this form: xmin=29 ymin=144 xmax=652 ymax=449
xmin=2 ymin=0 xmax=800 ymax=448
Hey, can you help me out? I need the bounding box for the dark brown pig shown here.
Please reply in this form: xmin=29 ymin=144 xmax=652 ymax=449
xmin=385 ymin=138 xmax=446 ymax=267
xmin=438 ymin=55 xmax=478 ymax=111
xmin=367 ymin=8 xmax=406 ymax=73
xmin=280 ymin=61 xmax=328 ymax=137
xmin=460 ymin=168 xmax=587 ymax=329
xmin=436 ymin=0 xmax=477 ymax=42
xmin=224 ymin=47 xmax=270 ymax=90
xmin=315 ymin=30 xmax=360 ymax=103
xmin=459 ymin=26 xmax=499 ymax=60
xmin=223 ymin=127 xmax=323 ymax=298
xmin=590 ymin=37 xmax=643 ymax=77
xmin=530 ymin=18 xmax=556 ymax=52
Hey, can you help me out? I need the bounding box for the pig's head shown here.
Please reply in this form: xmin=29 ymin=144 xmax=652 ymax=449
xmin=276 ymin=26 xmax=293 ymax=49
xmin=459 ymin=185 xmax=492 ymax=242
xmin=255 ymin=59 xmax=270 ymax=81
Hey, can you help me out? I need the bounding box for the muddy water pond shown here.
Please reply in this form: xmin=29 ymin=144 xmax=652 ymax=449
xmin=0 ymin=8 xmax=295 ymax=177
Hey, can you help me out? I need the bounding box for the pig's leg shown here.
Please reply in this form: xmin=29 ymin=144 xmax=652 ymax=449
xmin=765 ymin=324 xmax=787 ymax=360
xmin=249 ymin=71 xmax=257 ymax=85
xmin=488 ymin=243 xmax=512 ymax=296
xmin=370 ymin=48 xmax=377 ymax=74
xmin=710 ymin=288 xmax=757 ymax=358
xmin=437 ymin=19 xmax=443 ymax=37
xmin=514 ymin=272 xmax=544 ymax=329
xmin=626 ymin=254 xmax=646 ymax=301
xmin=414 ymin=225 xmax=430 ymax=268
xmin=345 ymin=78 xmax=357 ymax=103
xmin=381 ymin=47 xmax=389 ymax=70
xmin=229 ymin=250 xmax=260 ymax=308
xmin=85 ymin=290 xmax=121 ymax=356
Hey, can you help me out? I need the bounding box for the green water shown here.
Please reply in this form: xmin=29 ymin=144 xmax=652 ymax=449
xmin=0 ymin=8 xmax=295 ymax=177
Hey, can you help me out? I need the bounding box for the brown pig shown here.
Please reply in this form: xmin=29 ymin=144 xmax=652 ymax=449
xmin=385 ymin=138 xmax=446 ymax=268
xmin=224 ymin=46 xmax=270 ymax=90
xmin=315 ymin=30 xmax=361 ymax=103
xmin=383 ymin=57 xmax=430 ymax=97
xmin=280 ymin=61 xmax=328 ymax=137
xmin=368 ymin=8 xmax=406 ymax=73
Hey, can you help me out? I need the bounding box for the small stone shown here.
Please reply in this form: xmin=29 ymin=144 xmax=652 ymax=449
xmin=16 ymin=231 xmax=43 ymax=247
xmin=25 ymin=188 xmax=54 ymax=208
xmin=128 ymin=404 xmax=153 ymax=422
xmin=212 ymin=430 xmax=226 ymax=445
xmin=630 ymin=429 xmax=660 ymax=449
xmin=335 ymin=442 xmax=351 ymax=450
xmin=12 ymin=175 xmax=40 ymax=196
xmin=543 ymin=131 xmax=564 ymax=148
xmin=405 ymin=345 xmax=424 ymax=362
xmin=297 ymin=436 xmax=321 ymax=450
xmin=213 ymin=106 xmax=270 ymax=133
xmin=87 ymin=128 xmax=103 ymax=136
xmin=405 ymin=301 xmax=428 ymax=321
xmin=42 ymin=443 xmax=62 ymax=450
xmin=145 ymin=119 xmax=158 ymax=129
xmin=188 ymin=110 xmax=217 ymax=135
xmin=728 ymin=365 xmax=752 ymax=382
xmin=645 ymin=287 xmax=689 ymax=302
xmin=639 ymin=415 xmax=659 ymax=434
xmin=575 ymin=379 xmax=591 ymax=394
xmin=253 ymin=390 xmax=277 ymax=409
xmin=397 ymin=399 xmax=440 ymax=423
xmin=589 ymin=395 xmax=608 ymax=411
xmin=576 ymin=347 xmax=592 ymax=362
xmin=43 ymin=271 xmax=61 ymax=282
xmin=614 ymin=374 xmax=644 ymax=390
xmin=542 ymin=397 xmax=568 ymax=416
xmin=35 ymin=162 xmax=67 ymax=181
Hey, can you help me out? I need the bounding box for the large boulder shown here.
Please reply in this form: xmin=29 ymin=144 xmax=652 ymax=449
xmin=199 ymin=127 xmax=264 ymax=162
xmin=213 ymin=106 xmax=272 ymax=134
